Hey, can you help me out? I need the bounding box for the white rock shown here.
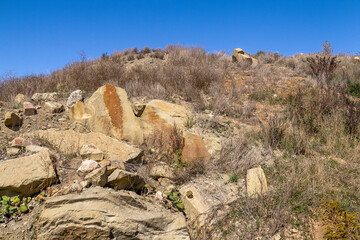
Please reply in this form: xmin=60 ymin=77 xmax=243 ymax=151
xmin=155 ymin=191 xmax=164 ymax=201
xmin=76 ymin=160 xmax=99 ymax=176
xmin=66 ymin=89 xmax=83 ymax=108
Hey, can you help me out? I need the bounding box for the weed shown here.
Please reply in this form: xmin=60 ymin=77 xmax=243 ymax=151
xmin=229 ymin=172 xmax=239 ymax=182
xmin=184 ymin=116 xmax=195 ymax=128
xmin=0 ymin=195 xmax=32 ymax=224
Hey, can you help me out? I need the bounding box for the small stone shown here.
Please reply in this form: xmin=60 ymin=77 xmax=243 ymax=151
xmin=7 ymin=147 xmax=20 ymax=156
xmin=132 ymin=101 xmax=146 ymax=117
xmin=155 ymin=191 xmax=164 ymax=201
xmin=70 ymin=183 xmax=83 ymax=193
xmin=66 ymin=89 xmax=83 ymax=108
xmin=23 ymin=102 xmax=36 ymax=116
xmin=76 ymin=160 xmax=100 ymax=177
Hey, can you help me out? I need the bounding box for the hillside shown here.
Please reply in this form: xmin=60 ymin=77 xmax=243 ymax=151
xmin=0 ymin=44 xmax=360 ymax=239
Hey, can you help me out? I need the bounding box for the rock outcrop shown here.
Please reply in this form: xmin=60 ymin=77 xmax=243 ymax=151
xmin=29 ymin=129 xmax=143 ymax=163
xmin=36 ymin=187 xmax=190 ymax=240
xmin=69 ymin=85 xmax=143 ymax=145
xmin=232 ymin=48 xmax=258 ymax=66
xmin=0 ymin=150 xmax=57 ymax=197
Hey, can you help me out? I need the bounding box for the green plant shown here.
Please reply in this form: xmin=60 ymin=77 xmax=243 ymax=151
xmin=184 ymin=116 xmax=195 ymax=128
xmin=0 ymin=195 xmax=32 ymax=224
xmin=166 ymin=189 xmax=184 ymax=211
xmin=229 ymin=172 xmax=239 ymax=182
xmin=14 ymin=103 xmax=22 ymax=109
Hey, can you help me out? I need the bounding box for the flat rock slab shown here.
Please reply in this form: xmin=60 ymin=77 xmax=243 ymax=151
xmin=180 ymin=174 xmax=245 ymax=228
xmin=36 ymin=187 xmax=189 ymax=240
xmin=0 ymin=150 xmax=57 ymax=197
xmin=28 ymin=129 xmax=143 ymax=163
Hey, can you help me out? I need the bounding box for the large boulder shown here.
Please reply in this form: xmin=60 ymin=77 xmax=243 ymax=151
xmin=232 ymin=48 xmax=258 ymax=66
xmin=36 ymin=187 xmax=189 ymax=240
xmin=141 ymin=100 xmax=191 ymax=129
xmin=69 ymin=85 xmax=143 ymax=145
xmin=28 ymin=129 xmax=143 ymax=163
xmin=141 ymin=100 xmax=221 ymax=163
xmin=0 ymin=150 xmax=57 ymax=197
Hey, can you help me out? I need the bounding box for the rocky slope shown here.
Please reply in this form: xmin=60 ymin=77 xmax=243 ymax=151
xmin=2 ymin=47 xmax=359 ymax=239
xmin=0 ymin=84 xmax=271 ymax=239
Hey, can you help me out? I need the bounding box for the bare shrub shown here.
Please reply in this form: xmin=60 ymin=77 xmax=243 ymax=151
xmin=127 ymin=54 xmax=135 ymax=61
xmin=151 ymin=48 xmax=165 ymax=59
xmin=140 ymin=46 xmax=151 ymax=54
xmin=257 ymin=51 xmax=282 ymax=64
xmin=136 ymin=53 xmax=145 ymax=60
xmin=131 ymin=47 xmax=139 ymax=54
xmin=305 ymin=41 xmax=340 ymax=86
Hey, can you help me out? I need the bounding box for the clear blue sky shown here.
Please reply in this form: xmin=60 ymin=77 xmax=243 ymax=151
xmin=1 ymin=0 xmax=359 ymax=77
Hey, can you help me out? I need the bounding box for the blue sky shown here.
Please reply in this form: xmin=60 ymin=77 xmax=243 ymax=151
xmin=1 ymin=0 xmax=359 ymax=77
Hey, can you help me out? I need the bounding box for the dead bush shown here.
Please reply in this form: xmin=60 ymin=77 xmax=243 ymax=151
xmin=305 ymin=41 xmax=340 ymax=86
xmin=151 ymin=48 xmax=165 ymax=59
xmin=140 ymin=46 xmax=151 ymax=54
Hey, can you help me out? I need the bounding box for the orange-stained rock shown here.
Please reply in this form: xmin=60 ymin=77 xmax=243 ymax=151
xmin=182 ymin=131 xmax=210 ymax=162
xmin=70 ymin=85 xmax=143 ymax=145
xmin=69 ymin=101 xmax=91 ymax=123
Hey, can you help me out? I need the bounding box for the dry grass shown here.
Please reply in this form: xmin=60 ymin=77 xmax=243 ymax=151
xmin=0 ymin=45 xmax=241 ymax=115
